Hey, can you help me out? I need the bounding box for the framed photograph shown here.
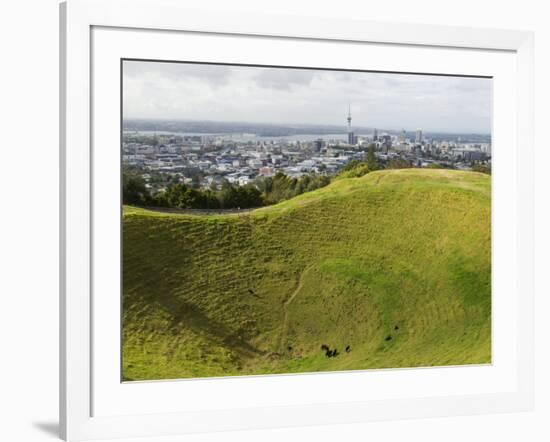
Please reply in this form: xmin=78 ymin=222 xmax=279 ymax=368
xmin=60 ymin=0 xmax=534 ymax=440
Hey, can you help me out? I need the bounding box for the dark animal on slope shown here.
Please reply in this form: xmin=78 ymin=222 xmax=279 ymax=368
xmin=385 ymin=335 xmax=392 ymax=341
xmin=320 ymin=344 xmax=329 ymax=351
xmin=287 ymin=346 xmax=293 ymax=352
xmin=394 ymin=325 xmax=399 ymax=330
xmin=345 ymin=345 xmax=351 ymax=353
xmin=248 ymin=289 xmax=260 ymax=298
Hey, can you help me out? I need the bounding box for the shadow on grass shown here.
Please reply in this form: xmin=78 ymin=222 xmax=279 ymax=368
xmin=171 ymin=300 xmax=264 ymax=357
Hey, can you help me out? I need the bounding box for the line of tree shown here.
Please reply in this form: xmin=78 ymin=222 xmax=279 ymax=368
xmin=255 ymin=172 xmax=331 ymax=205
xmin=122 ymin=171 xmax=331 ymax=210
xmin=471 ymin=162 xmax=491 ymax=175
xmin=336 ymin=144 xmax=382 ymax=179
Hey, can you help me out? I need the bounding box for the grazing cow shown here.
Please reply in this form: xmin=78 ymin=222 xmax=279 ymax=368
xmin=345 ymin=345 xmax=351 ymax=353
xmin=394 ymin=325 xmax=399 ymax=330
xmin=322 ymin=345 xmax=341 ymax=358
xmin=287 ymin=346 xmax=293 ymax=352
xmin=385 ymin=335 xmax=392 ymax=341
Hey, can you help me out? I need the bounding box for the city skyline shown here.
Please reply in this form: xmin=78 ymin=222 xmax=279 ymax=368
xmin=123 ymin=60 xmax=492 ymax=135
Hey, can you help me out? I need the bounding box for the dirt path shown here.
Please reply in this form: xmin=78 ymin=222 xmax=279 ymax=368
xmin=277 ymin=265 xmax=313 ymax=353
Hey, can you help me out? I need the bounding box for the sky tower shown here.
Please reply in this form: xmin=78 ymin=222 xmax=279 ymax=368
xmin=347 ymin=104 xmax=355 ymax=145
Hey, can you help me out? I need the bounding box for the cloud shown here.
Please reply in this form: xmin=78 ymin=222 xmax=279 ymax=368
xmin=253 ymin=68 xmax=316 ymax=91
xmin=122 ymin=61 xmax=492 ymax=134
xmin=123 ymin=60 xmax=233 ymax=87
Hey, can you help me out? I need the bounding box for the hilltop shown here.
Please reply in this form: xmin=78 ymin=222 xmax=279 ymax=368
xmin=122 ymin=169 xmax=491 ymax=380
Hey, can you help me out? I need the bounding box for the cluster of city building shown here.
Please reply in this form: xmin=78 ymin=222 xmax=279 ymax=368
xmin=122 ymin=110 xmax=491 ymax=191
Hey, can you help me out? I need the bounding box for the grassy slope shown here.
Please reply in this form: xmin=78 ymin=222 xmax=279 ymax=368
xmin=122 ymin=169 xmax=491 ymax=380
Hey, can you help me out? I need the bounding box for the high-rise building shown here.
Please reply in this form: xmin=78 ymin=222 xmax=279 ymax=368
xmin=314 ymin=138 xmax=324 ymax=152
xmin=415 ymin=129 xmax=423 ymax=144
xmin=373 ymin=128 xmax=378 ymax=141
xmin=347 ymin=104 xmax=355 ymax=145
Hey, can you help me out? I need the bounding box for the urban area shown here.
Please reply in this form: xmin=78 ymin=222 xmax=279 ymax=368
xmin=122 ymin=109 xmax=491 ymax=202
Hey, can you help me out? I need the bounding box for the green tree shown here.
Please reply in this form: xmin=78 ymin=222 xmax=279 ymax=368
xmin=387 ymin=157 xmax=412 ymax=169
xmin=342 ymin=159 xmax=360 ymax=172
xmin=218 ymin=181 xmax=239 ymax=208
xmin=366 ymin=144 xmax=379 ymax=171
xmin=254 ymin=172 xmax=331 ymax=205
xmin=162 ymin=183 xmax=205 ymax=209
xmin=202 ymin=189 xmax=220 ymax=209
xmin=336 ymin=161 xmax=370 ymax=179
xmin=122 ymin=173 xmax=151 ymax=206
xmin=240 ymin=185 xmax=263 ymax=208
xmin=426 ymin=162 xmax=445 ymax=169
xmin=472 ymin=163 xmax=491 ymax=175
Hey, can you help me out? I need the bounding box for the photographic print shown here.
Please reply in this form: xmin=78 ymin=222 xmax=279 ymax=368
xmin=121 ymin=60 xmax=492 ymax=381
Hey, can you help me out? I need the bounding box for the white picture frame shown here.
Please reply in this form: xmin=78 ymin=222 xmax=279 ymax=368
xmin=60 ymin=0 xmax=534 ymax=440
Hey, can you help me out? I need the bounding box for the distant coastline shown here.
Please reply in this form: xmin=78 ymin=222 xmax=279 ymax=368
xmin=123 ymin=119 xmax=492 ymax=143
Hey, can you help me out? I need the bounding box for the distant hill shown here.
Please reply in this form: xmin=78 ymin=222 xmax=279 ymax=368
xmin=122 ymin=169 xmax=491 ymax=381
xmin=123 ymin=119 xmax=491 ymax=142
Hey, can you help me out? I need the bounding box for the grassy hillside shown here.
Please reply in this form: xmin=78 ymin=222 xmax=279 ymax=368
xmin=122 ymin=169 xmax=491 ymax=381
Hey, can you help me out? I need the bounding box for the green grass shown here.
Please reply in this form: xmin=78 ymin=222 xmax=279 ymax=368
xmin=122 ymin=169 xmax=491 ymax=380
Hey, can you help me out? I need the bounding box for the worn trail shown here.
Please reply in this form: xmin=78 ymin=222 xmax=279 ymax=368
xmin=277 ymin=265 xmax=314 ymax=353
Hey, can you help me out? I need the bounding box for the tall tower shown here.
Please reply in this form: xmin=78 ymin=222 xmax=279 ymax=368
xmin=347 ymin=104 xmax=355 ymax=145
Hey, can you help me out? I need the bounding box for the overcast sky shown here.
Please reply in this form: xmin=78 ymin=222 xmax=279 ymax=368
xmin=123 ymin=60 xmax=492 ymax=134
